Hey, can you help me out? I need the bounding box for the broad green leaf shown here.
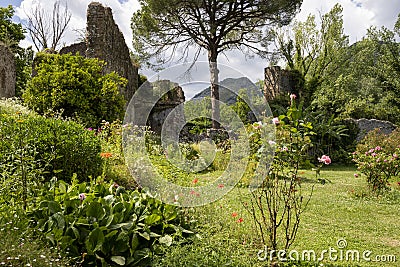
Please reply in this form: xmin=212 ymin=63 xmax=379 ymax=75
xmin=105 ymin=230 xmax=118 ymax=239
xmin=131 ymin=233 xmax=140 ymax=252
xmin=114 ymin=230 xmax=130 ymax=253
xmin=144 ymin=214 xmax=161 ymax=225
xmin=111 ymin=256 xmax=125 ymax=266
xmin=163 ymin=206 xmax=177 ymax=221
xmin=133 ymin=248 xmax=151 ymax=264
xmin=109 ymin=221 xmax=133 ymax=230
xmin=85 ymin=228 xmax=105 ymax=255
xmin=48 ymin=201 xmax=61 ymax=214
xmin=52 ymin=213 xmax=65 ymax=229
xmin=86 ymin=201 xmax=105 ymax=220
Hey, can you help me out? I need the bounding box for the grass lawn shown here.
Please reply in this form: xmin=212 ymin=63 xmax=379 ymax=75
xmin=153 ymin=165 xmax=400 ymax=266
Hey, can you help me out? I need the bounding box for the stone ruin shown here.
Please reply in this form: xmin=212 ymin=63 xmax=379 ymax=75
xmin=60 ymin=2 xmax=138 ymax=103
xmin=147 ymin=80 xmax=186 ymax=135
xmin=0 ymin=44 xmax=15 ymax=98
xmin=263 ymin=65 xmax=299 ymax=101
xmin=59 ymin=2 xmax=188 ymax=133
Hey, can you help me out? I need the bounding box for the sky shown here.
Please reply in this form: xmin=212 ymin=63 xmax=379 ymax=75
xmin=1 ymin=0 xmax=400 ymax=97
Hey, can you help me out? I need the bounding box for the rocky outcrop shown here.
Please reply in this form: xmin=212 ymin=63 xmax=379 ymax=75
xmin=0 ymin=44 xmax=15 ymax=98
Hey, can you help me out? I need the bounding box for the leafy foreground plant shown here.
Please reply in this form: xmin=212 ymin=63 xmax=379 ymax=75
xmin=28 ymin=178 xmax=193 ymax=266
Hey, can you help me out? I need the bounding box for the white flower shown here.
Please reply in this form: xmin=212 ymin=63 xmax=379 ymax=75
xmin=268 ymin=140 xmax=276 ymax=146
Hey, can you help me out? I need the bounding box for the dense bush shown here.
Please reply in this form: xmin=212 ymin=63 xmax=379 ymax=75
xmin=28 ymin=178 xmax=192 ymax=266
xmin=0 ymin=111 xmax=102 ymax=183
xmin=353 ymin=128 xmax=400 ymax=192
xmin=22 ymin=52 xmax=126 ymax=128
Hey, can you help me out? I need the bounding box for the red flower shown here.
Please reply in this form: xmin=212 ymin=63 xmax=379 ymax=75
xmin=232 ymin=212 xmax=238 ymax=217
xmin=100 ymin=152 xmax=113 ymax=158
xmin=237 ymin=218 xmax=244 ymax=223
xmin=218 ymin=184 xmax=224 ymax=188
xmin=192 ymin=178 xmax=199 ymax=184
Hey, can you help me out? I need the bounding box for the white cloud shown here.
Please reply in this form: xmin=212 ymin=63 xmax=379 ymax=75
xmin=295 ymin=0 xmax=399 ymax=43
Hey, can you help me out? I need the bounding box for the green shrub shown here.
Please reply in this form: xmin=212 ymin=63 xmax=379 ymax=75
xmin=28 ymin=178 xmax=193 ymax=266
xmin=22 ymin=52 xmax=126 ymax=128
xmin=352 ymin=128 xmax=400 ymax=192
xmin=0 ymin=112 xmax=102 ymax=183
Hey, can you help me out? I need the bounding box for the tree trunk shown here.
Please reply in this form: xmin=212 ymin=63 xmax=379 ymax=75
xmin=208 ymin=50 xmax=220 ymax=129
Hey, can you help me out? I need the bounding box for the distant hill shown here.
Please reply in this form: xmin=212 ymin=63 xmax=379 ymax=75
xmin=191 ymin=77 xmax=260 ymax=105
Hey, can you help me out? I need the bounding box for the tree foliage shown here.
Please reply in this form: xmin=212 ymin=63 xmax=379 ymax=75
xmin=311 ymin=14 xmax=400 ymax=124
xmin=274 ymin=4 xmax=400 ymax=124
xmin=132 ymin=0 xmax=302 ymax=128
xmin=274 ymin=3 xmax=349 ymax=105
xmin=0 ymin=5 xmax=25 ymax=50
xmin=22 ymin=53 xmax=127 ymax=127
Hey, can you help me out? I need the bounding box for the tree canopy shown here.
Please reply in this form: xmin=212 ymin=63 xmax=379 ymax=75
xmin=274 ymin=4 xmax=400 ymax=124
xmin=273 ymin=3 xmax=349 ymax=105
xmin=0 ymin=5 xmax=25 ymax=50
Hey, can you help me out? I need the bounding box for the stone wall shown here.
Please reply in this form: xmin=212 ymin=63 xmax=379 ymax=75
xmin=0 ymin=44 xmax=15 ymax=98
xmin=57 ymin=2 xmax=190 ymax=134
xmin=352 ymin=118 xmax=398 ymax=142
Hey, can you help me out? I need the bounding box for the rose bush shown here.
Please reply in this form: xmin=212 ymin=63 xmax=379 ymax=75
xmin=352 ymin=129 xmax=400 ymax=192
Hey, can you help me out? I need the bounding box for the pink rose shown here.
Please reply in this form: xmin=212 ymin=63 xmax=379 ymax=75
xmin=318 ymin=155 xmax=331 ymax=165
